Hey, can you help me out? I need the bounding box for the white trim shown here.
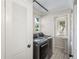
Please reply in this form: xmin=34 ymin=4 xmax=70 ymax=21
xmin=1 ymin=0 xmax=6 ymax=59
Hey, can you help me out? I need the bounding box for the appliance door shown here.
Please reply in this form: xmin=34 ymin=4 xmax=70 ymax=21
xmin=40 ymin=41 xmax=48 ymax=59
xmin=33 ymin=43 xmax=39 ymax=59
xmin=48 ymin=38 xmax=53 ymax=58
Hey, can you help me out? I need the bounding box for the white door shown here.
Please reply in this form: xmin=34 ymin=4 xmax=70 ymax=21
xmin=5 ymin=0 xmax=33 ymax=59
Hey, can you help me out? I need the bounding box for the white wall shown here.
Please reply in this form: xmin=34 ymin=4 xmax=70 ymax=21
xmin=40 ymin=9 xmax=71 ymax=37
xmin=40 ymin=14 xmax=54 ymax=36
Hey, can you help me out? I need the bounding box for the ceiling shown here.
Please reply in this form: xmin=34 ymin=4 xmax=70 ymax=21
xmin=33 ymin=0 xmax=74 ymax=15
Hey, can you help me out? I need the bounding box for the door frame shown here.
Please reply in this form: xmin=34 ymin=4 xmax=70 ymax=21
xmin=1 ymin=0 xmax=6 ymax=59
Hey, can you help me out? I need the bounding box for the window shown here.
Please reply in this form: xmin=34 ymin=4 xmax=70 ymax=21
xmin=34 ymin=18 xmax=40 ymax=33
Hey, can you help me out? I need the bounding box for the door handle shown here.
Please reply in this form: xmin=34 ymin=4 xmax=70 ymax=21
xmin=27 ymin=44 xmax=31 ymax=48
xmin=69 ymin=54 xmax=74 ymax=57
xmin=41 ymin=43 xmax=48 ymax=47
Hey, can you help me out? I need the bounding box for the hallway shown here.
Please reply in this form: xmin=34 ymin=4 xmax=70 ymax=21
xmin=51 ymin=37 xmax=69 ymax=59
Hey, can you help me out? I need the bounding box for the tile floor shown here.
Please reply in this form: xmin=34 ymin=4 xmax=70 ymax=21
xmin=50 ymin=37 xmax=69 ymax=59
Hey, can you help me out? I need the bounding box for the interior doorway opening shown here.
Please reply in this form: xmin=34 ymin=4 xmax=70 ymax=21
xmin=33 ymin=0 xmax=76 ymax=59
